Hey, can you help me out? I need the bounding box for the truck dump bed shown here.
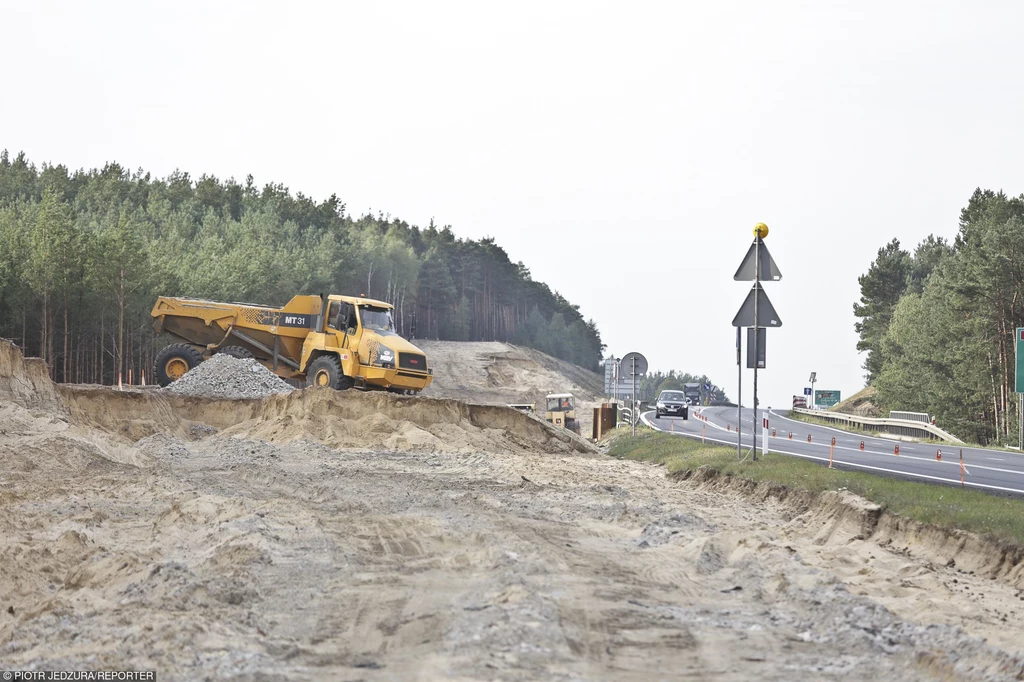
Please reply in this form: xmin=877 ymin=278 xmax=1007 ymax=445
xmin=152 ymin=295 xmax=322 ymax=374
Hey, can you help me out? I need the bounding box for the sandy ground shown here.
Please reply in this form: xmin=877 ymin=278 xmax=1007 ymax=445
xmin=416 ymin=340 xmax=606 ymax=437
xmin=2 ymin=340 xmax=1024 ymax=680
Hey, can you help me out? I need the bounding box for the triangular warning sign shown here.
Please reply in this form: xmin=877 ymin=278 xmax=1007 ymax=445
xmin=732 ymin=282 xmax=783 ymax=328
xmin=734 ymin=238 xmax=782 ymax=282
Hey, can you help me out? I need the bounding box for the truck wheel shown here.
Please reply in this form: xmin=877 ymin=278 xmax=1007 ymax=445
xmin=307 ymin=356 xmax=352 ymax=390
xmin=154 ymin=344 xmax=203 ymax=387
xmin=219 ymin=345 xmax=253 ymax=360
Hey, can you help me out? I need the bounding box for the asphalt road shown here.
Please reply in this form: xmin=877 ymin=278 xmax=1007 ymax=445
xmin=642 ymin=406 xmax=1024 ymax=496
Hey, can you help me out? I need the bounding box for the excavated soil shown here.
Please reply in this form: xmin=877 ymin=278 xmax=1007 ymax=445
xmin=2 ymin=339 xmax=1024 ymax=680
xmin=416 ymin=340 xmax=606 ymax=436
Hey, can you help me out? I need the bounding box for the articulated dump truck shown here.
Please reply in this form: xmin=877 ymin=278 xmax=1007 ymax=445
xmin=150 ymin=294 xmax=432 ymax=393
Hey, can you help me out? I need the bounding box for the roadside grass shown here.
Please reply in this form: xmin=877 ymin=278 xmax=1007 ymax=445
xmin=608 ymin=432 xmax=1024 ymax=546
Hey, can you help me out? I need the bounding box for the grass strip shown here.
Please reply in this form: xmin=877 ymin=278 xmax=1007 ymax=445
xmin=608 ymin=431 xmax=1024 ymax=546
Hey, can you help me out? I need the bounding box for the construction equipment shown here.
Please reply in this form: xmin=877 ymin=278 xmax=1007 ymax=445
xmin=545 ymin=393 xmax=580 ymax=433
xmin=150 ymin=294 xmax=432 ymax=393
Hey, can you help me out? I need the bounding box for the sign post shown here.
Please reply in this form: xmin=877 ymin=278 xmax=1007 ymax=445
xmin=620 ymin=352 xmax=648 ymax=436
xmin=1017 ymin=328 xmax=1024 ymax=448
xmin=733 ymin=223 xmax=782 ymax=461
xmin=736 ymin=327 xmax=742 ymax=460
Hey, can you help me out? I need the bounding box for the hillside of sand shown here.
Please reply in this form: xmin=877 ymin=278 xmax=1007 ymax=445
xmin=416 ymin=340 xmax=606 ymax=434
xmin=1 ymin=339 xmax=1024 ymax=680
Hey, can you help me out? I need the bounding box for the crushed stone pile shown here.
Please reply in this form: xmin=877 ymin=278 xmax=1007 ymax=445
xmin=164 ymin=354 xmax=295 ymax=399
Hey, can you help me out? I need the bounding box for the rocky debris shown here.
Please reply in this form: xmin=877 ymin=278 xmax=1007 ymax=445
xmin=135 ymin=433 xmax=191 ymax=459
xmin=164 ymin=354 xmax=294 ymax=400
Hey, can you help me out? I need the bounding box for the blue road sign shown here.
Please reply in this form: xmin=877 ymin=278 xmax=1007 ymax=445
xmin=803 ymin=387 xmax=812 ymax=396
xmin=703 ymin=383 xmax=711 ymax=391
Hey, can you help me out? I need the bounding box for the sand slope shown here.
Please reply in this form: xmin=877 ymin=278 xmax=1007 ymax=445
xmin=1 ymin=340 xmax=1023 ymax=680
xmin=417 ymin=340 xmax=606 ymax=435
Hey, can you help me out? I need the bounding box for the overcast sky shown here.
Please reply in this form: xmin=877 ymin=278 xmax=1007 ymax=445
xmin=4 ymin=1 xmax=1024 ymax=408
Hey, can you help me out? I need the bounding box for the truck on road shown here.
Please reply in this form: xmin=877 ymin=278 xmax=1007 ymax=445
xmin=683 ymin=382 xmax=701 ymax=407
xmin=151 ymin=294 xmax=432 ymax=393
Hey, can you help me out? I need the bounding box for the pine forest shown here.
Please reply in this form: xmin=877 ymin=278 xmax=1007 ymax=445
xmin=0 ymin=152 xmax=605 ymax=385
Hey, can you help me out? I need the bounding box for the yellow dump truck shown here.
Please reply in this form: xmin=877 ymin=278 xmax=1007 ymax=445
xmin=150 ymin=294 xmax=432 ymax=393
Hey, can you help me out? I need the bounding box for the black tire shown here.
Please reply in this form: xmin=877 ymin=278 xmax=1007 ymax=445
xmin=306 ymin=355 xmax=353 ymax=390
xmin=682 ymin=408 xmax=689 ymax=420
xmin=219 ymin=345 xmax=253 ymax=360
xmin=656 ymin=410 xmax=663 ymax=418
xmin=154 ymin=343 xmax=203 ymax=387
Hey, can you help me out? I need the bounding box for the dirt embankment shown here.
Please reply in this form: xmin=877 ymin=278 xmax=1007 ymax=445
xmin=59 ymin=384 xmax=595 ymax=456
xmin=831 ymin=386 xmax=882 ymax=417
xmin=416 ymin=340 xmax=606 ymax=434
xmin=2 ymin=339 xmax=1024 ymax=680
xmin=0 ymin=339 xmax=65 ymax=413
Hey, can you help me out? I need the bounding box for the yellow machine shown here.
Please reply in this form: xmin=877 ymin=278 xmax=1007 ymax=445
xmin=150 ymin=294 xmax=432 ymax=393
xmin=545 ymin=393 xmax=579 ymax=433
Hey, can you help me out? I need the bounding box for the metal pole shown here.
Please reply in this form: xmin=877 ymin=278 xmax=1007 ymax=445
xmin=610 ymin=360 xmax=618 ymax=403
xmin=736 ymin=327 xmax=742 ymax=461
xmin=631 ymin=357 xmax=637 ymax=437
xmin=1019 ymin=393 xmax=1022 ymax=449
xmin=752 ymin=237 xmax=760 ymax=461
xmin=613 ymin=359 xmax=618 ymax=404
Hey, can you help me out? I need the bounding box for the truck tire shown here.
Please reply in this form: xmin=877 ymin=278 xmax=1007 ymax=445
xmin=154 ymin=343 xmax=203 ymax=387
xmin=219 ymin=345 xmax=253 ymax=360
xmin=306 ymin=355 xmax=353 ymax=390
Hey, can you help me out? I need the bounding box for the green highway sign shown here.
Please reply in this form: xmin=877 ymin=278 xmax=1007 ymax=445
xmin=814 ymin=389 xmax=841 ymax=408
xmin=1017 ymin=328 xmax=1024 ymax=393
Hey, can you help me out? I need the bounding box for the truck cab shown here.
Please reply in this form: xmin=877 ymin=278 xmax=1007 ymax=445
xmin=302 ymin=295 xmax=432 ymax=393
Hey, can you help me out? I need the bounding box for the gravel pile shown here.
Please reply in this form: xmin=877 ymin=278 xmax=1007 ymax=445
xmin=165 ymin=354 xmax=295 ymax=399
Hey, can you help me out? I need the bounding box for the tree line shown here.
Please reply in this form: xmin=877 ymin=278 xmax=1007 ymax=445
xmin=638 ymin=370 xmax=730 ymax=404
xmin=0 ymin=151 xmax=604 ymax=384
xmin=854 ymin=189 xmax=1024 ymax=443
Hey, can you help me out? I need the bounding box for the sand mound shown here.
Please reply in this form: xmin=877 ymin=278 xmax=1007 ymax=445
xmin=210 ymin=390 xmax=596 ymax=455
xmin=0 ymin=339 xmax=65 ymax=413
xmin=417 ymin=340 xmax=603 ymax=403
xmin=58 ymin=383 xmax=596 ymax=456
xmin=0 ymin=341 xmax=593 ymax=462
xmin=416 ymin=340 xmax=606 ymax=437
xmin=165 ymin=354 xmax=295 ymax=399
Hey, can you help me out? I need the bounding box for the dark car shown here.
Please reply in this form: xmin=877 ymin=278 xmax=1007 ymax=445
xmin=656 ymin=390 xmax=689 ymax=419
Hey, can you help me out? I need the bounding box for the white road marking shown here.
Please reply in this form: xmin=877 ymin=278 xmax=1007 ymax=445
xmin=640 ymin=412 xmax=1024 ymax=495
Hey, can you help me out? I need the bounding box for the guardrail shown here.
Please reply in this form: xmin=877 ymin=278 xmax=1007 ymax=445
xmin=889 ymin=410 xmax=931 ymax=424
xmin=790 ymin=408 xmax=963 ymax=444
